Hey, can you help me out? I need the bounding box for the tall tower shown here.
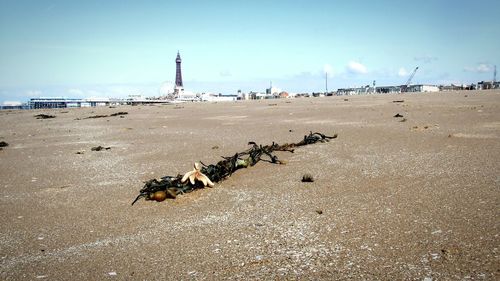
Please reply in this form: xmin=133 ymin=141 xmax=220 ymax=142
xmin=174 ymin=51 xmax=183 ymax=94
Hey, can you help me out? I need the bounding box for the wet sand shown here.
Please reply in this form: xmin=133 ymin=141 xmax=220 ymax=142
xmin=0 ymin=91 xmax=499 ymax=280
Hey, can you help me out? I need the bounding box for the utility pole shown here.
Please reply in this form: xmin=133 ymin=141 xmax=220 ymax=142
xmin=325 ymin=72 xmax=328 ymax=94
xmin=494 ymin=65 xmax=497 ymax=83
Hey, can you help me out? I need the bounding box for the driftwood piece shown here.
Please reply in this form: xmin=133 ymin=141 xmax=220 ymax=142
xmin=132 ymin=132 xmax=337 ymax=205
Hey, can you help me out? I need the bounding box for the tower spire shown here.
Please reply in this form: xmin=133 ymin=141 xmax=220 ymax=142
xmin=175 ymin=51 xmax=183 ymax=87
xmin=174 ymin=51 xmax=184 ymax=95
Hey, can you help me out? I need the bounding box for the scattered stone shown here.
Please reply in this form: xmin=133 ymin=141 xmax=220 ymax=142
xmin=0 ymin=141 xmax=8 ymax=148
xmin=399 ymin=118 xmax=407 ymax=122
xmin=302 ymin=174 xmax=314 ymax=182
xmin=316 ymin=210 xmax=323 ymax=215
xmin=268 ymin=103 xmax=277 ymax=106
xmin=393 ymin=100 xmax=405 ymax=103
xmin=76 ymin=151 xmax=85 ymax=154
xmin=289 ymin=129 xmax=293 ymax=132
xmin=91 ymin=146 xmax=111 ymax=151
xmin=393 ymin=113 xmax=404 ymax=118
xmin=344 ymin=99 xmax=349 ymax=101
xmin=211 ymin=145 xmax=219 ymax=150
xmin=34 ymin=114 xmax=55 ymax=119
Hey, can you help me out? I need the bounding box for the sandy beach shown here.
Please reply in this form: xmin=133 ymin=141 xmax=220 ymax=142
xmin=0 ymin=91 xmax=499 ymax=280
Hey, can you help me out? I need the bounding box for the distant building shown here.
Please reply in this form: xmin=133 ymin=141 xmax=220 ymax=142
xmin=477 ymin=81 xmax=494 ymax=90
xmin=0 ymin=101 xmax=28 ymax=110
xmin=201 ymin=93 xmax=238 ymax=102
xmin=375 ymin=86 xmax=401 ymax=94
xmin=279 ymin=91 xmax=289 ymax=98
xmin=406 ymin=84 xmax=439 ymax=93
xmin=337 ymin=86 xmax=371 ymax=95
xmin=29 ymin=97 xmax=111 ymax=109
xmin=439 ymin=84 xmax=475 ymax=91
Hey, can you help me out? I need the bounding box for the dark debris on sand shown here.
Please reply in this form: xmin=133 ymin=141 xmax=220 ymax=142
xmin=301 ymin=173 xmax=315 ymax=182
xmin=132 ymin=132 xmax=337 ymax=205
xmin=91 ymin=146 xmax=111 ymax=151
xmin=79 ymin=112 xmax=128 ymax=120
xmin=0 ymin=141 xmax=8 ymax=150
xmin=34 ymin=114 xmax=56 ymax=119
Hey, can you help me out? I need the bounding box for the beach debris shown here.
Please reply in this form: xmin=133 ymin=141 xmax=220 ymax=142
xmin=343 ymin=99 xmax=349 ymax=101
xmin=80 ymin=112 xmax=128 ymax=120
xmin=76 ymin=150 xmax=85 ymax=154
xmin=399 ymin=118 xmax=407 ymax=122
xmin=212 ymin=145 xmax=219 ymax=150
xmin=0 ymin=141 xmax=8 ymax=148
xmin=150 ymin=191 xmax=168 ymax=202
xmin=392 ymin=100 xmax=405 ymax=103
xmin=316 ymin=210 xmax=323 ymax=215
xmin=132 ymin=131 xmax=337 ymax=205
xmin=393 ymin=113 xmax=404 ymax=118
xmin=91 ymin=146 xmax=111 ymax=151
xmin=301 ymin=173 xmax=314 ymax=182
xmin=110 ymin=112 xmax=128 ymax=117
xmin=34 ymin=114 xmax=55 ymax=119
xmin=181 ymin=162 xmax=215 ymax=188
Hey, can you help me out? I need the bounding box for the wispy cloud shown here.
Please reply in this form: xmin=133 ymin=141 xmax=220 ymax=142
xmin=346 ymin=61 xmax=368 ymax=74
xmin=464 ymin=63 xmax=493 ymax=73
xmin=323 ymin=64 xmax=333 ymax=75
xmin=398 ymin=67 xmax=409 ymax=77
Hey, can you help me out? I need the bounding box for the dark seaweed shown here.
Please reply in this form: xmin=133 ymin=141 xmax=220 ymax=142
xmin=132 ymin=132 xmax=337 ymax=205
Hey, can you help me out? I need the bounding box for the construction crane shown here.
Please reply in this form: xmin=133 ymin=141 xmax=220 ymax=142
xmin=400 ymin=66 xmax=419 ymax=92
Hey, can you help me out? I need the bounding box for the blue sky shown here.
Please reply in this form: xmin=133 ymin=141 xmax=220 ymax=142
xmin=1 ymin=0 xmax=499 ymax=102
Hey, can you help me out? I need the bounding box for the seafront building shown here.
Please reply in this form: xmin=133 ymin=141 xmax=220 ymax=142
xmin=27 ymin=96 xmax=173 ymax=109
xmin=5 ymin=52 xmax=499 ymax=110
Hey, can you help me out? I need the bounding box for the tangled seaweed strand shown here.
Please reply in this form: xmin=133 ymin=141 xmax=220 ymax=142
xmin=131 ymin=132 xmax=337 ymax=205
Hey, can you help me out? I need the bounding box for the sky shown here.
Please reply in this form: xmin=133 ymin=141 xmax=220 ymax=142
xmin=1 ymin=0 xmax=499 ymax=103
